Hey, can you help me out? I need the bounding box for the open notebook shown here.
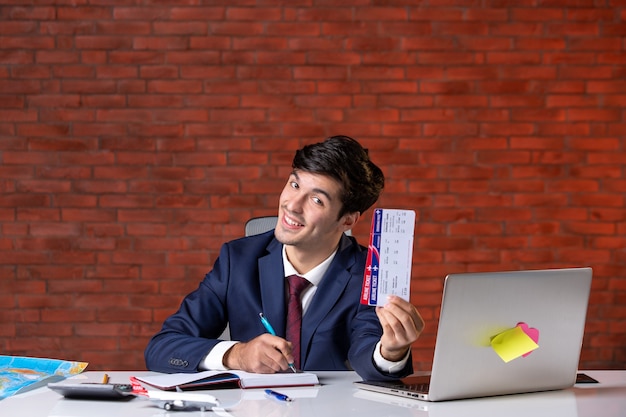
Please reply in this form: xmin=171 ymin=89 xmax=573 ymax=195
xmin=134 ymin=369 xmax=319 ymax=390
xmin=355 ymin=267 xmax=593 ymax=401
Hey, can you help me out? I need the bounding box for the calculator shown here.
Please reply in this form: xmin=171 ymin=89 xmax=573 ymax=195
xmin=47 ymin=382 xmax=136 ymax=400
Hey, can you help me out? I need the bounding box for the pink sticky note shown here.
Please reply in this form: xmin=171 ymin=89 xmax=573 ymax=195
xmin=516 ymin=322 xmax=540 ymax=357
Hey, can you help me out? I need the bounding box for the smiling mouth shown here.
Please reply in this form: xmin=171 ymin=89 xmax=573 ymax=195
xmin=283 ymin=214 xmax=304 ymax=227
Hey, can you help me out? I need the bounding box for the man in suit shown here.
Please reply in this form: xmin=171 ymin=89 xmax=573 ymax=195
xmin=145 ymin=136 xmax=424 ymax=381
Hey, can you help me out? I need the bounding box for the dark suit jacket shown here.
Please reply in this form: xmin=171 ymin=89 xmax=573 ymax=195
xmin=144 ymin=231 xmax=413 ymax=381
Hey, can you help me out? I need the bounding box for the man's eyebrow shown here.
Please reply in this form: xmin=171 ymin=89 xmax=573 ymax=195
xmin=291 ymin=171 xmax=333 ymax=202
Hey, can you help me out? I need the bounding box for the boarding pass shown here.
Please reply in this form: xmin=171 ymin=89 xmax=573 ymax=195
xmin=360 ymin=208 xmax=415 ymax=306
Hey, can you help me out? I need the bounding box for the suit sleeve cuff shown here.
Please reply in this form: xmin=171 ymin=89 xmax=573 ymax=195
xmin=199 ymin=341 xmax=239 ymax=371
xmin=373 ymin=341 xmax=410 ymax=374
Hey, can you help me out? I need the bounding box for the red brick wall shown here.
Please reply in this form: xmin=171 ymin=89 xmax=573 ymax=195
xmin=1 ymin=3 xmax=625 ymax=371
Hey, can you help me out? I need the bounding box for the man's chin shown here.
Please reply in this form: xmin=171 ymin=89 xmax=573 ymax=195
xmin=276 ymin=226 xmax=307 ymax=244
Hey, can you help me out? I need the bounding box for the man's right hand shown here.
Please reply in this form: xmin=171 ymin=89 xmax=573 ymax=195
xmin=222 ymin=334 xmax=294 ymax=373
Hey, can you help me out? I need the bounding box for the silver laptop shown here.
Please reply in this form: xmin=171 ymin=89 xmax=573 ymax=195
xmin=355 ymin=267 xmax=593 ymax=401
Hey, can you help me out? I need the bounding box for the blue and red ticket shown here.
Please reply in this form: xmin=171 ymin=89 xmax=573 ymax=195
xmin=360 ymin=208 xmax=416 ymax=306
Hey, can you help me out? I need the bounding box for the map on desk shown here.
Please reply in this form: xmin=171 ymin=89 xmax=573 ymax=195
xmin=0 ymin=355 xmax=88 ymax=400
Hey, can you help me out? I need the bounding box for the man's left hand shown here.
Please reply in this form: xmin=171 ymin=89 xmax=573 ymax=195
xmin=375 ymin=295 xmax=425 ymax=362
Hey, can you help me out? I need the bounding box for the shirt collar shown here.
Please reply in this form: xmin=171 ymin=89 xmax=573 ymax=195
xmin=282 ymin=245 xmax=338 ymax=287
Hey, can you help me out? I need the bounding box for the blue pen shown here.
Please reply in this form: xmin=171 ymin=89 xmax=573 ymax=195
xmin=258 ymin=313 xmax=297 ymax=373
xmin=265 ymin=389 xmax=293 ymax=402
xmin=259 ymin=312 xmax=277 ymax=335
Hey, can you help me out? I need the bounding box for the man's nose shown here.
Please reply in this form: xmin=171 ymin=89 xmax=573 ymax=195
xmin=285 ymin=195 xmax=305 ymax=213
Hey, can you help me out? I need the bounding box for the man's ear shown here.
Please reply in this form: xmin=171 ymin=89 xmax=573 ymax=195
xmin=341 ymin=211 xmax=360 ymax=232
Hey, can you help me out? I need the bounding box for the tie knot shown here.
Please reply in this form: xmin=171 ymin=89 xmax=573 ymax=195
xmin=287 ymin=274 xmax=311 ymax=297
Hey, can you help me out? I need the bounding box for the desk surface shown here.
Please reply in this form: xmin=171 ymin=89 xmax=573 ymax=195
xmin=3 ymin=370 xmax=625 ymax=417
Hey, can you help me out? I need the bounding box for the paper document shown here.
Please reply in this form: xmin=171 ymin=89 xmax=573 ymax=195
xmin=361 ymin=208 xmax=415 ymax=306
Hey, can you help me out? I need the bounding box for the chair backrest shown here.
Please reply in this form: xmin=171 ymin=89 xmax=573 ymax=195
xmin=245 ymin=216 xmax=278 ymax=236
xmin=245 ymin=215 xmax=352 ymax=236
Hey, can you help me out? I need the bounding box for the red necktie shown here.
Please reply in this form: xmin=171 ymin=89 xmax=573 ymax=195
xmin=286 ymin=274 xmax=311 ymax=369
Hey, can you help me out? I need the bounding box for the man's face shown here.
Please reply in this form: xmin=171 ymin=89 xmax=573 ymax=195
xmin=275 ymin=170 xmax=353 ymax=254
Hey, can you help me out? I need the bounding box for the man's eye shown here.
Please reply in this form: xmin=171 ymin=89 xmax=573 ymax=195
xmin=290 ymin=181 xmax=299 ymax=189
xmin=312 ymin=197 xmax=323 ymax=206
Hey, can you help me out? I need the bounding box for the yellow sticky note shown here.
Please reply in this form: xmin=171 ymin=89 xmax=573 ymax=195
xmin=491 ymin=326 xmax=539 ymax=363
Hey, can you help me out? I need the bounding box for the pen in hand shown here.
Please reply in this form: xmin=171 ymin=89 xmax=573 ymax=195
xmin=259 ymin=313 xmax=297 ymax=373
xmin=259 ymin=312 xmax=277 ymax=336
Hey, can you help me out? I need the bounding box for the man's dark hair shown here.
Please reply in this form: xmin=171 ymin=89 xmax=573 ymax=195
xmin=292 ymin=135 xmax=385 ymax=218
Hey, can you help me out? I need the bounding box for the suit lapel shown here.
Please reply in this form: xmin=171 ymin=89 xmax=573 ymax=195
xmin=259 ymin=238 xmax=287 ymax=336
xmin=300 ymin=236 xmax=357 ymax=367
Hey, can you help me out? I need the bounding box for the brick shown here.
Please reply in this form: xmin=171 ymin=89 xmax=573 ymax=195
xmin=139 ymin=65 xmax=178 ymax=79
xmin=35 ymin=50 xmax=80 ymax=64
xmin=481 ymin=123 xmax=536 ymax=136
xmin=40 ymin=108 xmax=95 ymax=122
xmin=74 ymin=323 xmax=132 ymax=337
xmin=16 ymin=208 xmax=61 ymax=221
xmin=571 ymin=164 xmax=622 ymax=178
xmin=0 ymin=20 xmax=38 ymax=34
xmin=0 ymin=95 xmax=24 ymax=108
xmin=598 ymin=52 xmax=626 ymax=65
xmin=134 ymin=36 xmax=189 ymax=50
xmin=569 ymin=108 xmax=621 ymax=121
xmin=449 ymin=223 xmax=503 ymax=236
xmin=4 ymin=6 xmax=56 ymax=20
xmin=444 ymin=250 xmax=501 ymax=264
xmin=102 ymin=280 xmax=157 ymax=295
xmin=536 ymin=123 xmax=588 ymax=136
xmin=87 ymin=265 xmax=139 ymax=280
xmin=417 ymin=237 xmax=473 ymax=250
xmin=547 ymin=22 xmax=599 ymax=36
xmin=477 ymin=150 xmax=531 ymax=165
xmin=572 ymin=193 xmax=625 ymax=208
xmin=516 ymin=37 xmax=566 ymax=50
xmin=9 ymin=65 xmax=51 ymax=79
xmin=544 ymin=52 xmax=597 ymax=64
xmin=547 ymin=178 xmax=600 ymax=192
xmin=95 ymin=109 xmax=153 ymax=122
xmin=588 ymin=80 xmax=626 ymax=93
xmin=170 ymin=6 xmax=224 ymax=20
xmin=264 ymin=22 xmax=321 ymax=37
xmin=501 ymin=66 xmax=558 ymax=79
xmin=109 ymin=51 xmax=165 ymax=65
xmin=153 ymin=21 xmax=208 ymax=35
xmin=436 ymin=95 xmax=488 ymax=107
xmin=593 ymin=237 xmax=626 ymax=250
xmin=0 ymin=50 xmax=34 ymax=66
xmin=546 ymin=94 xmax=600 ymax=107
xmin=487 ymin=52 xmax=542 ymax=65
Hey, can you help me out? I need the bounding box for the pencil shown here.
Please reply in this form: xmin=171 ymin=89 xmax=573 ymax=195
xmin=102 ymin=373 xmax=109 ymax=384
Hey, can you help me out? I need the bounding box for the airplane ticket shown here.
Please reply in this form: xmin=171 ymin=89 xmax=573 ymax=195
xmin=360 ymin=208 xmax=415 ymax=306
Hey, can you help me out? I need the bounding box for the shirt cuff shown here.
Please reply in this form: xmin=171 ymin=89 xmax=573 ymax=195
xmin=373 ymin=341 xmax=410 ymax=374
xmin=199 ymin=341 xmax=239 ymax=371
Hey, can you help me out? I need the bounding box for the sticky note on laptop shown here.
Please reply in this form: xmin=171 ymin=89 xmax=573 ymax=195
xmin=361 ymin=209 xmax=416 ymax=306
xmin=490 ymin=323 xmax=540 ymax=363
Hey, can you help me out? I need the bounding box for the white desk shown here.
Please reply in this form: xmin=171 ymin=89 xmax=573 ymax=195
xmin=3 ymin=370 xmax=625 ymax=417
